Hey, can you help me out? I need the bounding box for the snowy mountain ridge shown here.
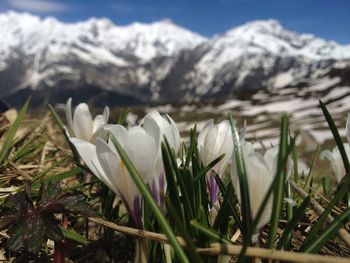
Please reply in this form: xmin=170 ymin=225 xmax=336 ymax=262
xmin=0 ymin=11 xmax=349 ymax=106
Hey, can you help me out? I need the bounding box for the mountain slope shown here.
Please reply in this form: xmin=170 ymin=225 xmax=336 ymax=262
xmin=0 ymin=12 xmax=349 ymax=106
xmin=186 ymin=19 xmax=350 ymax=98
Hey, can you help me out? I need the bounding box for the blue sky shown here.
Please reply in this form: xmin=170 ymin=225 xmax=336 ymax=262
xmin=1 ymin=0 xmax=350 ymax=44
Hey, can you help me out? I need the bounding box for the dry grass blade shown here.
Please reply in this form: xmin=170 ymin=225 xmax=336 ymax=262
xmin=89 ymin=217 xmax=350 ymax=263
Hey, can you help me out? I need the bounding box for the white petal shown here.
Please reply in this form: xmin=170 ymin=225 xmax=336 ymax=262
xmin=320 ymin=147 xmax=345 ymax=183
xmin=65 ymin=98 xmax=74 ymax=136
xmin=143 ymin=114 xmax=161 ymax=151
xmin=245 ymin=153 xmax=273 ymax=231
xmin=93 ymin=115 xmax=105 ymax=133
xmin=297 ymin=159 xmax=310 ymax=176
xmin=231 ymin=151 xmax=272 ymax=233
xmin=90 ymin=124 xmax=111 ymax=143
xmin=95 ymin=138 xmax=121 ymax=194
xmin=73 ymin=103 xmax=94 ymax=141
xmin=70 ymin=138 xmax=116 ymax=193
xmin=96 ymin=139 xmax=141 ymax=211
xmin=144 ymin=111 xmax=164 ymax=126
xmin=242 ymin=141 xmax=255 ymax=155
xmin=199 ymin=124 xmax=219 ymax=166
xmin=216 ymin=121 xmax=233 ymax=175
xmin=166 ymin=114 xmax=181 ymax=153
xmin=143 ymin=111 xmax=180 ymax=153
xmin=264 ymin=146 xmax=279 ymax=176
xmin=103 ymin=106 xmax=110 ymax=123
xmin=346 ymin=113 xmax=350 ymax=145
xmin=197 ymin=119 xmax=214 ymax=148
xmin=108 ymin=124 xmax=128 ymax=149
xmin=124 ymin=127 xmax=158 ymax=182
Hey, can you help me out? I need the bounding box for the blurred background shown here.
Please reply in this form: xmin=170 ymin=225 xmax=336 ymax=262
xmin=0 ymin=0 xmax=349 ymax=154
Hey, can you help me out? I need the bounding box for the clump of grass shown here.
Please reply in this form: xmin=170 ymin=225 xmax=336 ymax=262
xmin=0 ymin=99 xmax=349 ymax=263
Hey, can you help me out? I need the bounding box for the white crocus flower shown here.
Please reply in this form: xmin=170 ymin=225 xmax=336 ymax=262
xmin=320 ymin=114 xmax=350 ymax=184
xmin=65 ymin=98 xmax=109 ymax=142
xmin=143 ymin=111 xmax=181 ymax=153
xmin=231 ymin=142 xmax=280 ymax=238
xmin=320 ymin=144 xmax=350 ymax=184
xmin=198 ymin=120 xmax=233 ymax=205
xmin=71 ymin=124 xmax=160 ymax=229
xmin=142 ymin=111 xmax=180 ymax=209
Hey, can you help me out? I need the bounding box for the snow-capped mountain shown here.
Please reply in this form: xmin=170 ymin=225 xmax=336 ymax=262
xmin=186 ymin=19 xmax=350 ymax=98
xmin=0 ymin=11 xmax=349 ymax=106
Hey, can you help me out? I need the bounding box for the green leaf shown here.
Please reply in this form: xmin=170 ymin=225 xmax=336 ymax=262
xmin=44 ymin=219 xmax=64 ymax=242
xmin=59 ymin=193 xmax=87 ymax=213
xmin=6 ymin=219 xmax=26 ymax=252
xmin=0 ymin=98 xmax=30 ymax=164
xmin=61 ymin=227 xmax=89 ymax=245
xmin=25 ymin=217 xmax=45 ymax=254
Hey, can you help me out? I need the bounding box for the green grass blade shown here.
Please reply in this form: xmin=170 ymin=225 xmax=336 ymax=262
xmin=267 ymin=114 xmax=289 ymax=248
xmin=111 ymin=136 xmax=189 ymax=263
xmin=284 ymin=181 xmax=293 ymax=250
xmin=116 ymin=109 xmax=129 ymax=125
xmin=303 ymin=208 xmax=350 ymax=253
xmin=213 ymin=173 xmax=243 ymax=232
xmin=301 ymin=177 xmax=350 ymax=250
xmin=322 ymin=177 xmax=330 ymax=200
xmin=0 ymin=98 xmax=30 ymax=164
xmin=10 ymin=142 xmax=42 ymax=163
xmin=32 ymin=167 xmax=83 ymax=189
xmin=319 ymin=100 xmax=350 ymax=175
xmin=303 ymin=146 xmax=318 ymax=190
xmin=163 ymin=139 xmax=195 ymax=231
xmin=228 ymin=115 xmax=251 ymax=241
xmin=48 ymin=104 xmax=80 ymax=162
xmin=229 ymin=114 xmax=252 ymax=263
xmin=193 ymin=154 xmax=224 ymax=183
xmin=164 ymin=196 xmax=203 ymax=263
xmin=185 ymin=127 xmax=197 ymax=167
xmin=277 ymin=196 xmax=310 ymax=250
xmin=161 ymin=142 xmax=184 ymax=224
xmin=190 ymin=220 xmax=232 ymax=245
xmin=292 ymin=143 xmax=299 ymax=182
